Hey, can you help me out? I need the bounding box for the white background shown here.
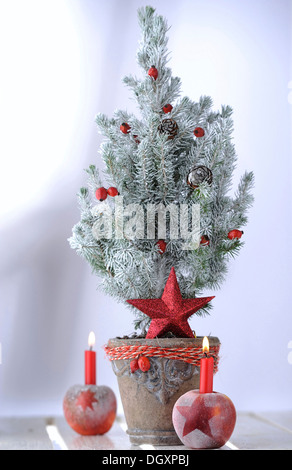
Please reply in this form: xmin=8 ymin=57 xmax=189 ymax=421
xmin=0 ymin=0 xmax=291 ymax=417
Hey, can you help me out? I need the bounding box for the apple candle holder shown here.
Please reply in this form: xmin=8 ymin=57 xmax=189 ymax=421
xmin=63 ymin=384 xmax=117 ymax=436
xmin=172 ymin=390 xmax=236 ymax=449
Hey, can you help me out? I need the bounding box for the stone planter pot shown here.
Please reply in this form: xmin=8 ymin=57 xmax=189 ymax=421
xmin=106 ymin=336 xmax=220 ymax=446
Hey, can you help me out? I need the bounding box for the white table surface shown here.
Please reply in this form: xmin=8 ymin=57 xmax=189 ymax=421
xmin=0 ymin=411 xmax=292 ymax=450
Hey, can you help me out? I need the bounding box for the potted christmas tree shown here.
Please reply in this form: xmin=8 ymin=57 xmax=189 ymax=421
xmin=69 ymin=6 xmax=254 ymax=445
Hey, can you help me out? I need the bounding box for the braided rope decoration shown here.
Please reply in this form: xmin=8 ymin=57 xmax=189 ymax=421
xmin=104 ymin=343 xmax=220 ymax=371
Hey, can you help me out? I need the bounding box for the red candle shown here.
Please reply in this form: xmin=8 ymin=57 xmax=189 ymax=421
xmin=85 ymin=331 xmax=96 ymax=385
xmin=199 ymin=336 xmax=214 ymax=394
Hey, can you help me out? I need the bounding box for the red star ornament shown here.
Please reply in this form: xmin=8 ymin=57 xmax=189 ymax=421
xmin=75 ymin=389 xmax=98 ymax=411
xmin=127 ymin=267 xmax=214 ymax=339
xmin=176 ymin=394 xmax=214 ymax=438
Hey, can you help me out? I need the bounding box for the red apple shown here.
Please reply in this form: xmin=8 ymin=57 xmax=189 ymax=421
xmin=172 ymin=390 xmax=236 ymax=449
xmin=63 ymin=384 xmax=117 ymax=435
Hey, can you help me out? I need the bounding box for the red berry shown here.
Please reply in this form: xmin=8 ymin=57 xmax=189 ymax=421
xmin=95 ymin=187 xmax=108 ymax=201
xmin=163 ymin=104 xmax=173 ymax=114
xmin=148 ymin=65 xmax=158 ymax=80
xmin=228 ymin=230 xmax=244 ymax=240
xmin=200 ymin=235 xmax=210 ymax=246
xmin=130 ymin=359 xmax=139 ymax=373
xmin=120 ymin=122 xmax=131 ymax=134
xmin=194 ymin=127 xmax=205 ymax=138
xmin=107 ymin=187 xmax=119 ymax=197
xmin=156 ymin=239 xmax=167 ymax=254
xmin=138 ymin=356 xmax=151 ymax=372
xmin=133 ymin=135 xmax=140 ymax=144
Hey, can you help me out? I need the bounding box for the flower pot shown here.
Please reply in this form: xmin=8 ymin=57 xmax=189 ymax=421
xmin=106 ymin=336 xmax=220 ymax=446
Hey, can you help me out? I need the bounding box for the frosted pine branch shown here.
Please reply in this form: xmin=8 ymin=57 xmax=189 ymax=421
xmin=69 ymin=6 xmax=254 ymax=334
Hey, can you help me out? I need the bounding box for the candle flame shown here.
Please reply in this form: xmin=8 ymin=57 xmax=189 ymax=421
xmin=202 ymin=336 xmax=209 ymax=354
xmin=88 ymin=331 xmax=95 ymax=348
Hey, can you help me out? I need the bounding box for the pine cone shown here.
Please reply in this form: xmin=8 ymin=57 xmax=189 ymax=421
xmin=187 ymin=165 xmax=213 ymax=189
xmin=158 ymin=118 xmax=178 ymax=139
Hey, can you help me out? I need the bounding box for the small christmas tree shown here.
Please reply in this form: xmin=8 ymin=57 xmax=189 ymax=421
xmin=69 ymin=6 xmax=254 ymax=335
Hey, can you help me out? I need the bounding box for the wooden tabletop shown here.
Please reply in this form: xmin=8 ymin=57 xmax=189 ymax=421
xmin=0 ymin=411 xmax=291 ymax=450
